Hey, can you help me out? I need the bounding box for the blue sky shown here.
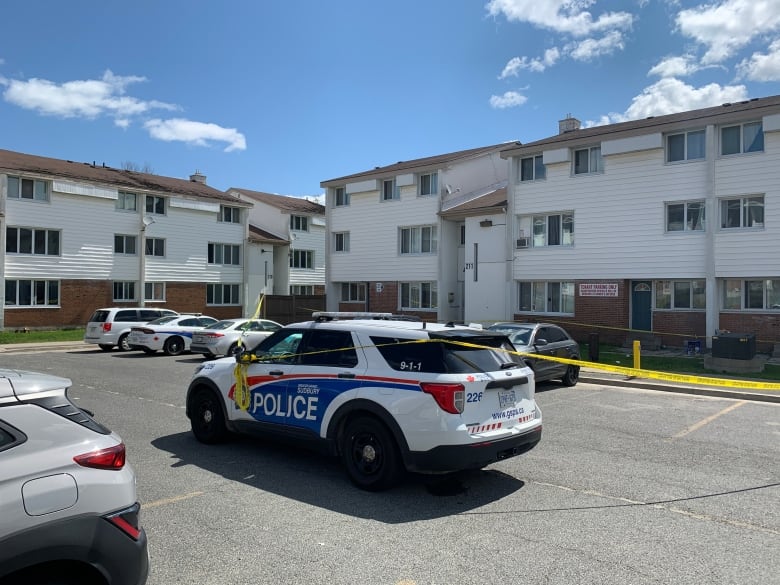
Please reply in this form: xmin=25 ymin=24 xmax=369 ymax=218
xmin=2 ymin=0 xmax=780 ymax=198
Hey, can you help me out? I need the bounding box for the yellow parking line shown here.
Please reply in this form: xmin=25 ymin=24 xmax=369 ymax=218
xmin=670 ymin=401 xmax=747 ymax=440
xmin=143 ymin=491 xmax=204 ymax=509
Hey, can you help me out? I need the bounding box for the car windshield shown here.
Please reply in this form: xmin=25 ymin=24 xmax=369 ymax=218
xmin=488 ymin=325 xmax=533 ymax=345
xmin=147 ymin=316 xmax=180 ymax=325
xmin=205 ymin=320 xmax=241 ymax=331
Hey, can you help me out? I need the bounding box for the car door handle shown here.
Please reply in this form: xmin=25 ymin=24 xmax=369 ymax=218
xmin=338 ymin=373 xmax=355 ymax=379
xmin=269 ymin=370 xmax=285 ymax=376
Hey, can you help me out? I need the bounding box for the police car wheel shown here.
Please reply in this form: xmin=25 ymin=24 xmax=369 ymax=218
xmin=341 ymin=416 xmax=402 ymax=491
xmin=164 ymin=336 xmax=185 ymax=356
xmin=561 ymin=365 xmax=579 ymax=387
xmin=189 ymin=388 xmax=228 ymax=443
xmin=117 ymin=333 xmax=131 ymax=352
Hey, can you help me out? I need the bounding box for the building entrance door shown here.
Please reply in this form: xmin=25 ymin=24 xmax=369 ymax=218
xmin=631 ymin=281 xmax=652 ymax=331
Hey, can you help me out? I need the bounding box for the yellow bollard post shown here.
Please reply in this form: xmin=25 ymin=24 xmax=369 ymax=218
xmin=633 ymin=339 xmax=641 ymax=370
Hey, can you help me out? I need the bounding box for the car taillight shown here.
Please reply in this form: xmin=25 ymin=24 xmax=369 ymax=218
xmin=102 ymin=323 xmax=112 ymax=332
xmin=106 ymin=502 xmax=142 ymax=540
xmin=420 ymin=382 xmax=465 ymax=414
xmin=203 ymin=333 xmax=224 ymax=339
xmin=74 ymin=443 xmax=126 ymax=470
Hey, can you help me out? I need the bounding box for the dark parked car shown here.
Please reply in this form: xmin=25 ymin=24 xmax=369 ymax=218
xmin=488 ymin=322 xmax=580 ymax=386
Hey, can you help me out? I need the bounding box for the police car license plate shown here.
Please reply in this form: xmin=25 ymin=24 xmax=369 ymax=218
xmin=498 ymin=389 xmax=516 ymax=409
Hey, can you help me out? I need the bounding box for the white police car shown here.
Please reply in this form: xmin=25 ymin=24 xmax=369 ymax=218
xmin=186 ymin=312 xmax=542 ymax=491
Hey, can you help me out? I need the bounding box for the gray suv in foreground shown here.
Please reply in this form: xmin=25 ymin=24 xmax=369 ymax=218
xmin=0 ymin=368 xmax=149 ymax=585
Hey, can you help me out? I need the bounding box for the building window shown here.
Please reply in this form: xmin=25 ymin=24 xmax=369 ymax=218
xmin=117 ymin=191 xmax=138 ymax=211
xmin=573 ymin=146 xmax=603 ymax=175
xmin=144 ymin=282 xmax=166 ymax=302
xmin=7 ymin=176 xmax=48 ymax=201
xmin=382 ymin=179 xmax=399 ymax=201
xmin=655 ymin=280 xmax=706 ymax=309
xmin=721 ymin=121 xmax=764 ymax=155
xmin=666 ymin=130 xmax=705 ymax=162
xmin=113 ymin=281 xmax=137 ymax=301
xmin=219 ymin=206 xmax=240 ymax=223
xmin=666 ymin=201 xmax=705 ymax=232
xmin=400 ymin=282 xmax=437 ymax=310
xmin=720 ymin=195 xmax=764 ymax=229
xmin=419 ymin=173 xmax=438 ymax=196
xmin=290 ymin=215 xmax=309 ymax=231
xmin=208 ymin=243 xmax=241 ymax=265
xmin=341 ymin=282 xmax=365 ymax=302
xmin=290 ymin=285 xmax=314 ymax=295
xmin=334 ymin=187 xmax=349 ymax=207
xmin=290 ymin=249 xmax=313 ymax=269
xmin=518 ymin=281 xmax=575 ymax=314
xmin=334 ymin=232 xmax=350 ymax=252
xmin=459 ymin=224 xmax=466 ymax=246
xmin=723 ymin=279 xmax=780 ymax=310
xmin=6 ymin=227 xmax=60 ymax=256
xmin=145 ymin=195 xmax=165 ymax=215
xmin=145 ymin=237 xmax=165 ymax=257
xmin=207 ymin=283 xmax=240 ymax=305
xmin=400 ymin=225 xmax=438 ymax=255
xmin=520 ymin=213 xmax=573 ymax=247
xmin=4 ymin=279 xmax=59 ymax=307
xmin=519 ymin=155 xmax=546 ymax=181
xmin=114 ymin=234 xmax=138 ymax=255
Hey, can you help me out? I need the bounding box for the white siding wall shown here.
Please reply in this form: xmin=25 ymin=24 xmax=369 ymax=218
xmin=290 ymin=223 xmax=326 ymax=286
xmin=464 ymin=213 xmax=509 ymax=324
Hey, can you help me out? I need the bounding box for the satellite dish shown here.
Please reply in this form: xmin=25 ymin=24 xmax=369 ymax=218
xmin=142 ymin=215 xmax=155 ymax=227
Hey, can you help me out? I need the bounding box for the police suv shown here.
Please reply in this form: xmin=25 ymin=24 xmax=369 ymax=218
xmin=186 ymin=312 xmax=542 ymax=491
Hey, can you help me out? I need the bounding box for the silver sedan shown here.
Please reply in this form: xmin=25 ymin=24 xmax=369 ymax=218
xmin=190 ymin=318 xmax=283 ymax=358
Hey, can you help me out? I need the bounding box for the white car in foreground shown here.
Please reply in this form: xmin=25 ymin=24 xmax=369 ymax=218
xmin=186 ymin=312 xmax=541 ymax=491
xmin=190 ymin=318 xmax=283 ymax=359
xmin=127 ymin=314 xmax=218 ymax=356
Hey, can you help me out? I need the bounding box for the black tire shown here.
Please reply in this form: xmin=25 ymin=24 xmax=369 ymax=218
xmin=164 ymin=336 xmax=185 ymax=356
xmin=98 ymin=344 xmax=113 ymax=352
xmin=227 ymin=342 xmax=242 ymax=357
xmin=117 ymin=333 xmax=131 ymax=352
xmin=341 ymin=416 xmax=403 ymax=491
xmin=561 ymin=365 xmax=580 ymax=387
xmin=142 ymin=347 xmax=157 ymax=355
xmin=189 ymin=387 xmax=228 ymax=443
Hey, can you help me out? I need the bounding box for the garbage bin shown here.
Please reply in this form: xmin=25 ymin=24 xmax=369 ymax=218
xmin=712 ymin=333 xmax=756 ymax=360
xmin=685 ymin=340 xmax=702 ymax=356
xmin=588 ymin=333 xmax=599 ymax=362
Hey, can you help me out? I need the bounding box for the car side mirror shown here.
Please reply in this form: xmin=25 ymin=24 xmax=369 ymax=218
xmin=534 ymin=338 xmax=548 ymax=347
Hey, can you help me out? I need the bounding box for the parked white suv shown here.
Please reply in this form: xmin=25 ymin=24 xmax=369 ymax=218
xmin=84 ymin=307 xmax=178 ymax=351
xmin=186 ymin=312 xmax=541 ymax=491
xmin=0 ymin=368 xmax=148 ymax=584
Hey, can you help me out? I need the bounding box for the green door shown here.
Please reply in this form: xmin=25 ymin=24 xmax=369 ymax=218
xmin=631 ymin=281 xmax=652 ymax=331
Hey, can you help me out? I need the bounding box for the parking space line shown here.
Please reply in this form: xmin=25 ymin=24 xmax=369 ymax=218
xmin=670 ymin=401 xmax=747 ymax=440
xmin=143 ymin=491 xmax=204 ymax=509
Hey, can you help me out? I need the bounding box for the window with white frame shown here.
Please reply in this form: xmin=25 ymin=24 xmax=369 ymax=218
xmin=720 ymin=195 xmax=764 ymax=229
xmin=666 ymin=201 xmax=705 ymax=232
xmin=144 ymin=282 xmax=165 ymax=302
xmin=519 ymin=213 xmax=574 ymax=247
xmin=145 ymin=237 xmax=165 ymax=257
xmin=7 ymin=176 xmax=48 ymax=201
xmin=219 ymin=205 xmax=240 ymax=223
xmin=400 ymin=281 xmax=437 ymax=310
xmin=290 ymin=249 xmax=313 ymax=269
xmin=573 ymin=146 xmax=603 ymax=175
xmin=400 ymin=225 xmax=438 ymax=255
xmin=290 ymin=285 xmax=314 ymax=295
xmin=116 ymin=191 xmax=138 ymax=211
xmin=419 ymin=173 xmax=438 ymax=196
xmin=341 ymin=282 xmax=365 ymax=302
xmin=518 ymin=155 xmax=546 ymax=181
xmin=114 ymin=234 xmax=138 ymax=255
xmin=334 ymin=187 xmax=349 ymax=207
xmin=4 ymin=279 xmax=59 ymax=307
xmin=382 ymin=179 xmax=399 ymax=201
xmin=6 ymin=227 xmax=60 ymax=256
xmin=113 ymin=281 xmax=136 ymax=301
xmin=666 ymin=130 xmax=705 ymax=162
xmin=723 ymin=279 xmax=780 ymax=310
xmin=290 ymin=215 xmax=309 ymax=231
xmin=208 ymin=243 xmax=241 ymax=265
xmin=145 ymin=195 xmax=165 ymax=215
xmin=721 ymin=121 xmax=764 ymax=155
xmin=333 ymin=231 xmax=350 ymax=252
xmin=655 ymin=280 xmax=705 ymax=309
xmin=207 ymin=283 xmax=240 ymax=305
xmin=518 ymin=281 xmax=575 ymax=314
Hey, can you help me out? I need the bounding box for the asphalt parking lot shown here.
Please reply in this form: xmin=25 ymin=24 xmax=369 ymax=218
xmin=2 ymin=347 xmax=778 ymax=585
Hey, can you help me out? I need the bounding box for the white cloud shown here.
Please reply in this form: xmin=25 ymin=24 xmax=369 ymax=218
xmin=677 ymin=0 xmax=780 ymax=65
xmin=2 ymin=70 xmax=177 ymax=119
xmin=486 ymin=0 xmax=634 ymax=37
xmin=736 ymin=38 xmax=780 ymax=81
xmin=499 ymin=48 xmax=561 ymax=78
xmin=566 ymin=30 xmax=625 ymax=61
xmin=144 ymin=118 xmax=247 ymax=152
xmin=489 ymin=91 xmax=528 ymax=109
xmin=648 ymin=55 xmax=701 ymax=78
xmin=587 ymin=78 xmax=749 ymax=125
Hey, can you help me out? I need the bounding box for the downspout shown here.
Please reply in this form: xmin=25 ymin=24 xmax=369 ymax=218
xmin=705 ymin=125 xmax=717 ymax=348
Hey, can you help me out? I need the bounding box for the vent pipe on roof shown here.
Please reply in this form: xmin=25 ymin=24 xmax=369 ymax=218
xmin=190 ymin=170 xmax=207 ymax=184
xmin=558 ymin=114 xmax=581 ymax=134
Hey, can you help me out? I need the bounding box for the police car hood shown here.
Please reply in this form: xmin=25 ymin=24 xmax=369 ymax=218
xmin=0 ymin=367 xmax=71 ymax=399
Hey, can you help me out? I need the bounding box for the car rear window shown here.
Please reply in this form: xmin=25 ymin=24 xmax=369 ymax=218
xmin=88 ymin=310 xmax=110 ymax=323
xmin=115 ymin=310 xmax=139 ymax=322
xmin=371 ymin=334 xmax=518 ymax=374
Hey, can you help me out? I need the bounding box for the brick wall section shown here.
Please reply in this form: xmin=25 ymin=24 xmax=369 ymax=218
xmin=718 ymin=312 xmax=780 ymax=353
xmin=652 ymin=311 xmax=706 ymax=348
